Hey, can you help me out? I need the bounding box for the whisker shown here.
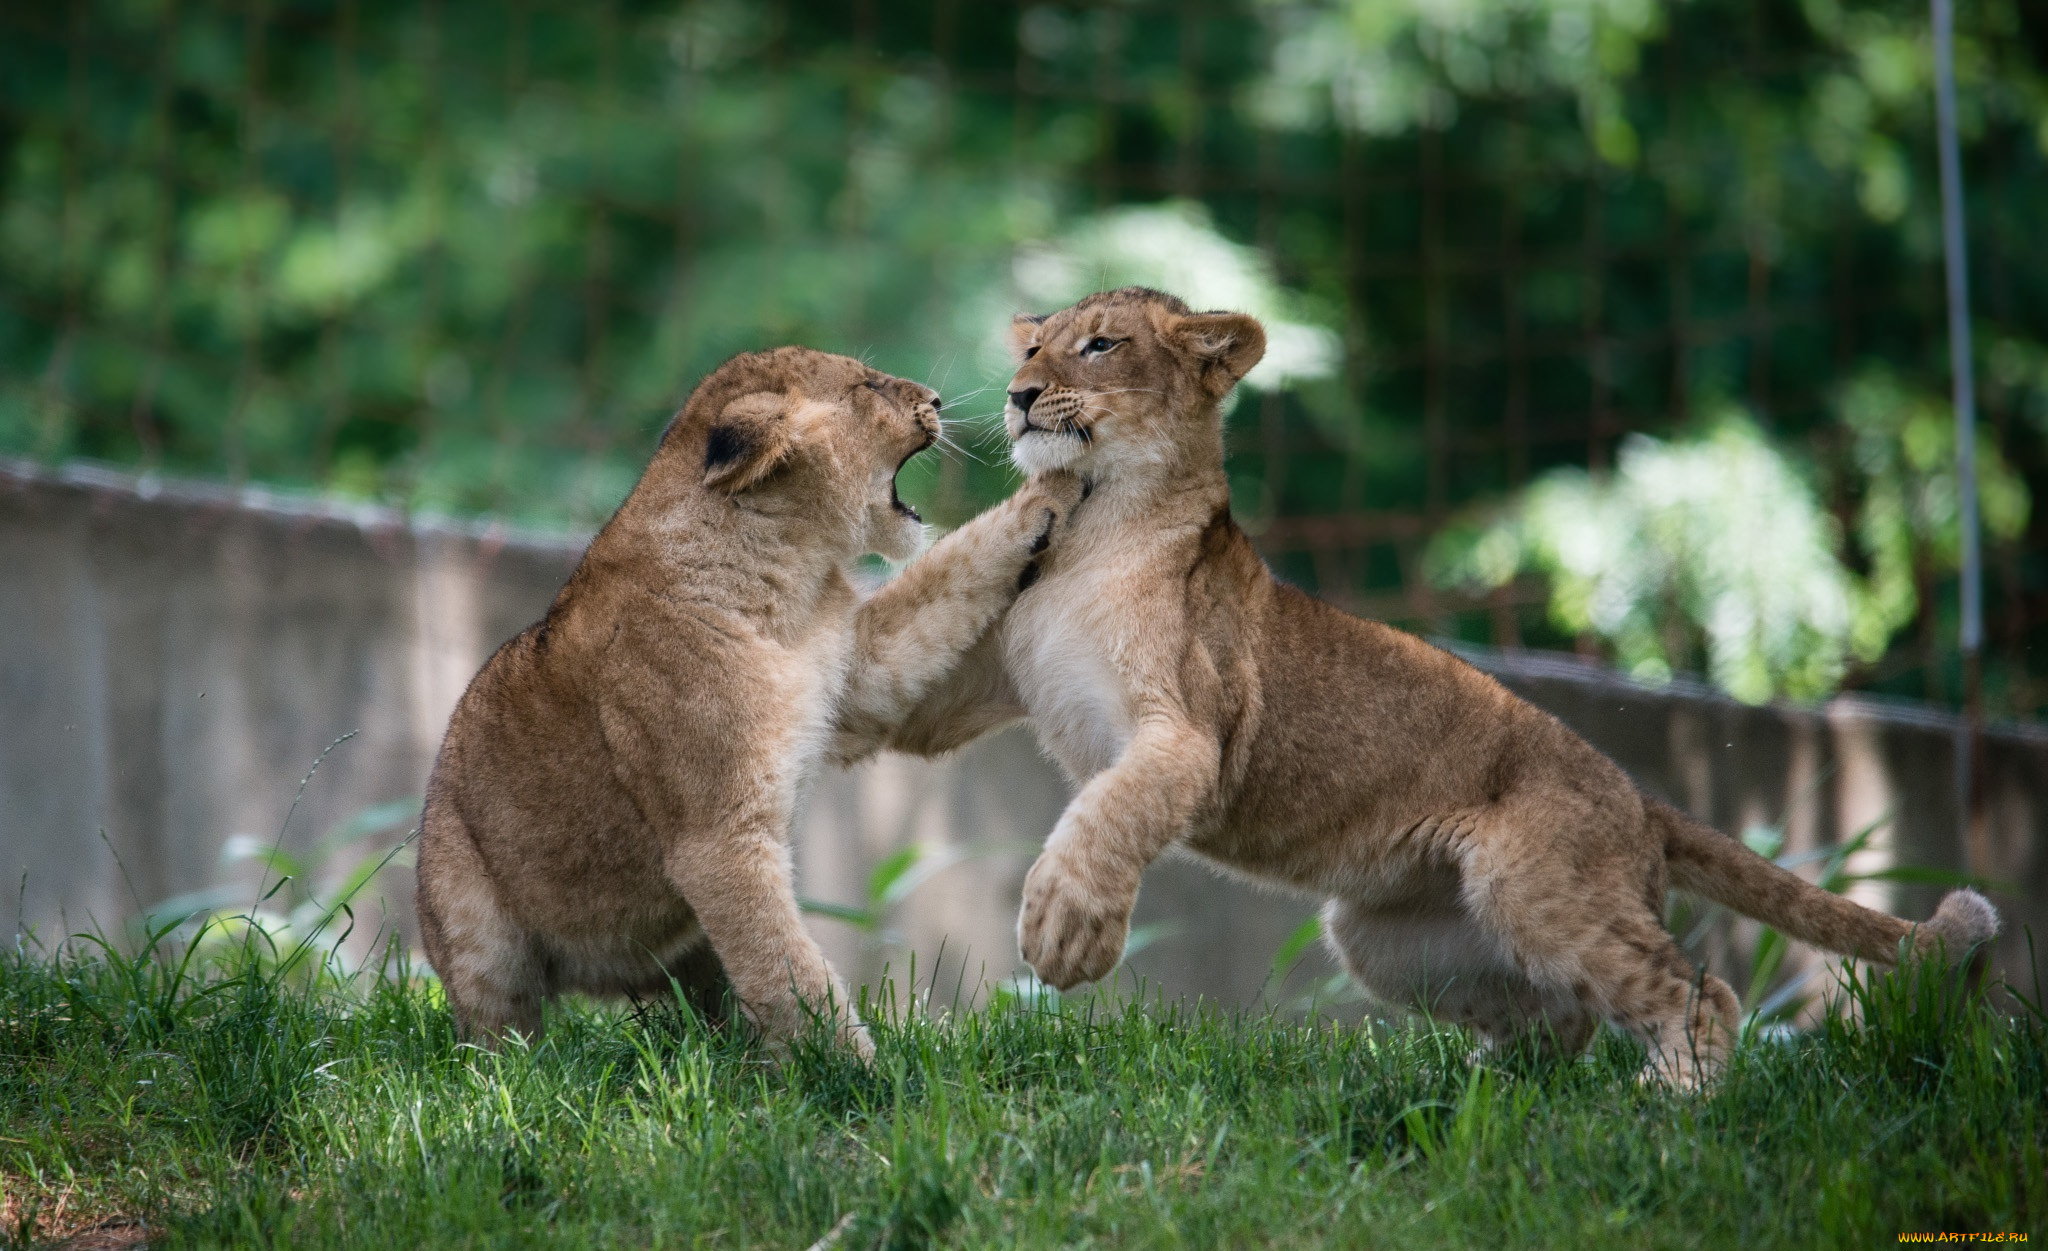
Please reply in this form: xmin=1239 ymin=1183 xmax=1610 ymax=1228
xmin=939 ymin=382 xmax=997 ymax=410
xmin=932 ymin=426 xmax=991 ymax=467
xmin=964 ymin=424 xmax=1017 ymax=453
xmin=923 ymin=354 xmax=959 ymax=396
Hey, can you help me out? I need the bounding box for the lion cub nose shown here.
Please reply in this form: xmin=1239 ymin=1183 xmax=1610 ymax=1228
xmin=1008 ymin=386 xmax=1044 ymax=415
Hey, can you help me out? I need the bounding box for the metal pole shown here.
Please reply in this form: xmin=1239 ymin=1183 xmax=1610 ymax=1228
xmin=1931 ymin=0 xmax=1984 ymax=866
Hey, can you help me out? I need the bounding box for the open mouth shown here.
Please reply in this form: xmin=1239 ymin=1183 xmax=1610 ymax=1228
xmin=890 ymin=436 xmax=933 ymax=522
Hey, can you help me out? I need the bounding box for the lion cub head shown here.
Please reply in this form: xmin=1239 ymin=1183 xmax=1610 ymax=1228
xmin=663 ymin=346 xmax=940 ymax=561
xmin=1003 ymin=287 xmax=1266 ymax=482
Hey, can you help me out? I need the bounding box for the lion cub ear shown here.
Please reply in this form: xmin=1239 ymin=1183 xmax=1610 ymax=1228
xmin=1008 ymin=312 xmax=1047 ymax=361
xmin=702 ymin=390 xmax=795 ymax=494
xmin=1164 ymin=311 xmax=1267 ymax=398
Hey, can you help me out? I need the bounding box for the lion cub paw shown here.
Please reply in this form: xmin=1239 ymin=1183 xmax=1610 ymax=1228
xmin=1016 ymin=470 xmax=1085 ymax=549
xmin=1017 ymin=848 xmax=1135 ymax=990
xmin=754 ymin=1002 xmax=876 ymax=1065
xmin=1010 ymin=471 xmax=1084 ymax=592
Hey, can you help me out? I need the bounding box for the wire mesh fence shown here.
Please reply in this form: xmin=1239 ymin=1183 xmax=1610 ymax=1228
xmin=3 ymin=0 xmax=2044 ymax=713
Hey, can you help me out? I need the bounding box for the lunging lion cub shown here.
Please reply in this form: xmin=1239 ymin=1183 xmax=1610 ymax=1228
xmin=417 ymin=347 xmax=1079 ymax=1055
xmin=901 ymin=286 xmax=1997 ymax=1085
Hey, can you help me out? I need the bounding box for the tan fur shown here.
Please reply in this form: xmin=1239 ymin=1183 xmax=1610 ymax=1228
xmin=415 ymin=347 xmax=1081 ymax=1056
xmin=900 ymin=287 xmax=1999 ymax=1087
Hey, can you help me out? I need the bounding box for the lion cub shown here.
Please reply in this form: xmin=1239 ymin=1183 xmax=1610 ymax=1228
xmin=416 ymin=347 xmax=1079 ymax=1055
xmin=901 ymin=286 xmax=1997 ymax=1086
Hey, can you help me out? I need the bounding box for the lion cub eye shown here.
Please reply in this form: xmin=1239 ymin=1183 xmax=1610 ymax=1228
xmin=1084 ymin=336 xmax=1117 ymax=355
xmin=1023 ymin=346 xmax=1040 ymax=360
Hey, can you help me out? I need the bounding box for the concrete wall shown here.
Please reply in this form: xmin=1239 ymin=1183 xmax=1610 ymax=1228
xmin=4 ymin=457 xmax=2042 ymax=1016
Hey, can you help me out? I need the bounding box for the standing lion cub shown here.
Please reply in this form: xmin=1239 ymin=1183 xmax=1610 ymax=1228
xmin=892 ymin=287 xmax=1998 ymax=1086
xmin=416 ymin=347 xmax=1079 ymax=1055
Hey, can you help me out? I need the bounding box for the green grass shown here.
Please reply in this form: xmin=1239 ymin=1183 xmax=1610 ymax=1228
xmin=2 ymin=936 xmax=2041 ymax=1250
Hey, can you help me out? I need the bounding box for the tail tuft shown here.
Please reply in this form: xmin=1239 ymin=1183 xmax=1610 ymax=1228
xmin=1915 ymin=888 xmax=2000 ymax=960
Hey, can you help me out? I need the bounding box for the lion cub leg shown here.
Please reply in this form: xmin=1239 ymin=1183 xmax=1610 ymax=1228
xmin=1582 ymin=915 xmax=1740 ymax=1088
xmin=1321 ymin=899 xmax=1597 ymax=1063
xmin=416 ymin=801 xmax=547 ymax=1045
xmin=663 ymin=815 xmax=872 ymax=1060
xmin=1017 ymin=715 xmax=1222 ymax=990
xmin=1458 ymin=813 xmax=1739 ymax=1088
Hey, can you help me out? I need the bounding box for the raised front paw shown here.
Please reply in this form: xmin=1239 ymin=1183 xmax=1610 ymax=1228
xmin=1014 ymin=469 xmax=1086 ymax=553
xmin=1017 ymin=849 xmax=1135 ymax=990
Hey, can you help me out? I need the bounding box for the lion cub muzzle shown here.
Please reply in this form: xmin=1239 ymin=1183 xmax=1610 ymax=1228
xmin=1010 ymin=385 xmax=1089 ymax=439
xmin=1008 ymin=385 xmax=1092 ymax=474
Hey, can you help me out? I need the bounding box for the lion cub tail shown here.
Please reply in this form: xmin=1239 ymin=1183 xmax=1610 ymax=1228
xmin=1651 ymin=798 xmax=2000 ymax=967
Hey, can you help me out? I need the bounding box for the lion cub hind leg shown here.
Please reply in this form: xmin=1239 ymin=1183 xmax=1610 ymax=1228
xmin=416 ymin=805 xmax=547 ymax=1046
xmin=1457 ymin=803 xmax=1740 ymax=1089
xmin=1321 ymin=899 xmax=1598 ymax=1064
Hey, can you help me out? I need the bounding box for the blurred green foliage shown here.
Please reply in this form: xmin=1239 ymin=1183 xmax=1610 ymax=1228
xmin=0 ymin=0 xmax=1085 ymax=523
xmin=1431 ymin=413 xmax=1873 ymax=703
xmin=2 ymin=0 xmax=2045 ymax=711
xmin=1429 ymin=393 xmax=2031 ymax=704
